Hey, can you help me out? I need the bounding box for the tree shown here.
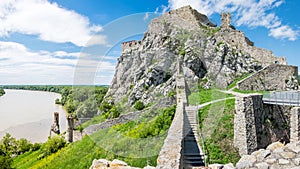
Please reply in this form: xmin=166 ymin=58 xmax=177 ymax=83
xmin=0 ymin=154 xmax=12 ymax=169
xmin=0 ymin=88 xmax=5 ymax=96
xmin=55 ymin=98 xmax=61 ymax=104
xmin=16 ymin=138 xmax=32 ymax=155
xmin=134 ymin=101 xmax=145 ymax=110
xmin=0 ymin=133 xmax=17 ymax=155
xmin=39 ymin=136 xmax=66 ymax=159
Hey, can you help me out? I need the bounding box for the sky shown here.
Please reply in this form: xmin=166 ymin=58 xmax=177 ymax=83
xmin=0 ymin=0 xmax=299 ymax=85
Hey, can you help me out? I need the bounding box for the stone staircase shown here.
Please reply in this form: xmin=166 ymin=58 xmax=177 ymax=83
xmin=183 ymin=106 xmax=205 ymax=168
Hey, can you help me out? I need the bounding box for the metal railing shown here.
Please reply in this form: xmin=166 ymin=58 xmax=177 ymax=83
xmin=263 ymin=91 xmax=300 ymax=106
xmin=196 ymin=105 xmax=207 ymax=166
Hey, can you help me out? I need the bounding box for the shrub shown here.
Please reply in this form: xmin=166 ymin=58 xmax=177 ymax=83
xmin=55 ymin=98 xmax=61 ymax=104
xmin=168 ymin=90 xmax=176 ymax=97
xmin=39 ymin=136 xmax=66 ymax=159
xmin=0 ymin=154 xmax=12 ymax=169
xmin=134 ymin=101 xmax=145 ymax=110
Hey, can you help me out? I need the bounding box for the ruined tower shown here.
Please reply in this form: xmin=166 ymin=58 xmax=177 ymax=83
xmin=221 ymin=12 xmax=231 ymax=29
xmin=66 ymin=115 xmax=74 ymax=143
xmin=50 ymin=112 xmax=60 ymax=137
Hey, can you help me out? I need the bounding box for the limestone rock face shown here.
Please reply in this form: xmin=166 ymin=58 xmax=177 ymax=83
xmin=106 ymin=5 xmax=284 ymax=107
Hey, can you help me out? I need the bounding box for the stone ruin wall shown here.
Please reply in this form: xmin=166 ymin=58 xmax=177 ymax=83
xmin=121 ymin=40 xmax=141 ymax=52
xmin=167 ymin=5 xmax=216 ymax=27
xmin=237 ymin=64 xmax=298 ymax=91
xmin=218 ymin=12 xmax=287 ymax=66
xmin=234 ymin=94 xmax=294 ymax=156
xmin=156 ymin=61 xmax=187 ymax=169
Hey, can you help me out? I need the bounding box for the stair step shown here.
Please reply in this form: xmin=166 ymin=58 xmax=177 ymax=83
xmin=184 ymin=153 xmax=204 ymax=156
xmin=184 ymin=161 xmax=204 ymax=165
xmin=184 ymin=156 xmax=203 ymax=160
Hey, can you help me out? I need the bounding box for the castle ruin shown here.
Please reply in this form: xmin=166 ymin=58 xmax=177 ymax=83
xmin=218 ymin=12 xmax=287 ymax=66
xmin=66 ymin=115 xmax=74 ymax=143
xmin=221 ymin=12 xmax=231 ymax=29
xmin=50 ymin=112 xmax=60 ymax=137
xmin=121 ymin=40 xmax=141 ymax=52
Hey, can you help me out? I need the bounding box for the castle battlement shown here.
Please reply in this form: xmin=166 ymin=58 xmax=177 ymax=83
xmin=221 ymin=12 xmax=231 ymax=29
xmin=167 ymin=5 xmax=216 ymax=27
xmin=121 ymin=40 xmax=141 ymax=52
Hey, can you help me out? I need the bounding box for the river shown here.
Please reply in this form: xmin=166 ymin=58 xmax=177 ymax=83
xmin=0 ymin=89 xmax=67 ymax=143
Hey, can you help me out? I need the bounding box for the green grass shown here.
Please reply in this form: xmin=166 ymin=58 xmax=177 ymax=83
xmin=227 ymin=73 xmax=253 ymax=89
xmin=79 ymin=115 xmax=106 ymax=129
xmin=233 ymin=88 xmax=268 ymax=94
xmin=188 ymin=88 xmax=233 ymax=105
xmin=13 ymin=105 xmax=176 ymax=169
xmin=198 ymin=99 xmax=240 ymax=165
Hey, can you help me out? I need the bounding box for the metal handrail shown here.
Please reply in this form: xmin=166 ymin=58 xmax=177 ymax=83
xmin=196 ymin=104 xmax=207 ymax=166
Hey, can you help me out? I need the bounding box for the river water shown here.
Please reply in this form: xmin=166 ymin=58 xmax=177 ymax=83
xmin=0 ymin=89 xmax=67 ymax=143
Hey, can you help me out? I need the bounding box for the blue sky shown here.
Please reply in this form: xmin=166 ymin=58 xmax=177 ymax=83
xmin=0 ymin=0 xmax=299 ymax=85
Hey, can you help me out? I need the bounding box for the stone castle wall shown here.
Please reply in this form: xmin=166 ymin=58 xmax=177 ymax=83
xmin=234 ymin=94 xmax=263 ymax=155
xmin=217 ymin=12 xmax=287 ymax=66
xmin=156 ymin=60 xmax=187 ymax=169
xmin=167 ymin=5 xmax=216 ymax=27
xmin=121 ymin=40 xmax=141 ymax=52
xmin=234 ymin=94 xmax=293 ymax=156
xmin=237 ymin=64 xmax=298 ymax=91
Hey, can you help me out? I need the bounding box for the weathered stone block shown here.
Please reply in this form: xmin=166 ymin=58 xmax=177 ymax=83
xmin=290 ymin=107 xmax=300 ymax=142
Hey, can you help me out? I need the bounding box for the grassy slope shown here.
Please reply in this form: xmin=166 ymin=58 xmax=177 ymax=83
xmin=13 ymin=106 xmax=176 ymax=169
xmin=188 ymin=88 xmax=233 ymax=105
xmin=198 ymin=99 xmax=240 ymax=164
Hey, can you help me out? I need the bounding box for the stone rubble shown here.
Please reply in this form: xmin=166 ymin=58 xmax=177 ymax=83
xmin=89 ymin=159 xmax=155 ymax=169
xmin=205 ymin=141 xmax=300 ymax=169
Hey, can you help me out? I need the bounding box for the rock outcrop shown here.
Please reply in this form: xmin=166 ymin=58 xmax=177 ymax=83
xmin=105 ymin=5 xmax=285 ymax=107
xmin=89 ymin=159 xmax=155 ymax=169
xmin=236 ymin=141 xmax=300 ymax=169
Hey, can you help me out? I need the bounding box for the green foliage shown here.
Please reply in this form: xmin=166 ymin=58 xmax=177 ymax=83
xmin=99 ymin=101 xmax=120 ymax=119
xmin=125 ymin=105 xmax=176 ymax=138
xmin=16 ymin=138 xmax=32 ymax=155
xmin=179 ymin=45 xmax=186 ymax=56
xmin=39 ymin=136 xmax=66 ymax=159
xmin=188 ymin=87 xmax=233 ymax=105
xmin=2 ymin=85 xmax=108 ymax=118
xmin=217 ymin=41 xmax=224 ymax=47
xmin=0 ymin=154 xmax=13 ymax=169
xmin=0 ymin=133 xmax=38 ymax=169
xmin=0 ymin=88 xmax=5 ymax=96
xmin=12 ymin=105 xmax=176 ymax=168
xmin=227 ymin=73 xmax=252 ymax=89
xmin=198 ymin=99 xmax=240 ymax=164
xmin=13 ymin=130 xmax=159 ymax=169
xmin=80 ymin=115 xmax=106 ymax=129
xmin=55 ymin=98 xmax=61 ymax=104
xmin=0 ymin=133 xmax=16 ymax=156
xmin=233 ymin=88 xmax=268 ymax=94
xmin=133 ymin=100 xmax=145 ymax=110
xmin=167 ymin=90 xmax=176 ymax=97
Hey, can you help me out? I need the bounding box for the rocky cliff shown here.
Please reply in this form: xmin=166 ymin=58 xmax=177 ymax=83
xmin=105 ymin=5 xmax=286 ymax=107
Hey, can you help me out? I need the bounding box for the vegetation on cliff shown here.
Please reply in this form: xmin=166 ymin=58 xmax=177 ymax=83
xmin=2 ymin=85 xmax=108 ymax=118
xmin=198 ymin=99 xmax=240 ymax=164
xmin=0 ymin=88 xmax=5 ymax=96
xmin=12 ymin=105 xmax=176 ymax=168
xmin=0 ymin=133 xmax=41 ymax=169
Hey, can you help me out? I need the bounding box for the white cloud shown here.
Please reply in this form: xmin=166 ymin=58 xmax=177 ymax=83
xmin=0 ymin=41 xmax=115 ymax=85
xmin=143 ymin=13 xmax=149 ymax=21
xmin=269 ymin=25 xmax=298 ymax=41
xmin=0 ymin=0 xmax=106 ymax=47
xmin=155 ymin=5 xmax=169 ymax=14
xmin=168 ymin=0 xmax=298 ymax=41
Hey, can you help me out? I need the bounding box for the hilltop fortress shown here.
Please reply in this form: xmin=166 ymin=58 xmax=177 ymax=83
xmin=122 ymin=6 xmax=286 ymax=67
